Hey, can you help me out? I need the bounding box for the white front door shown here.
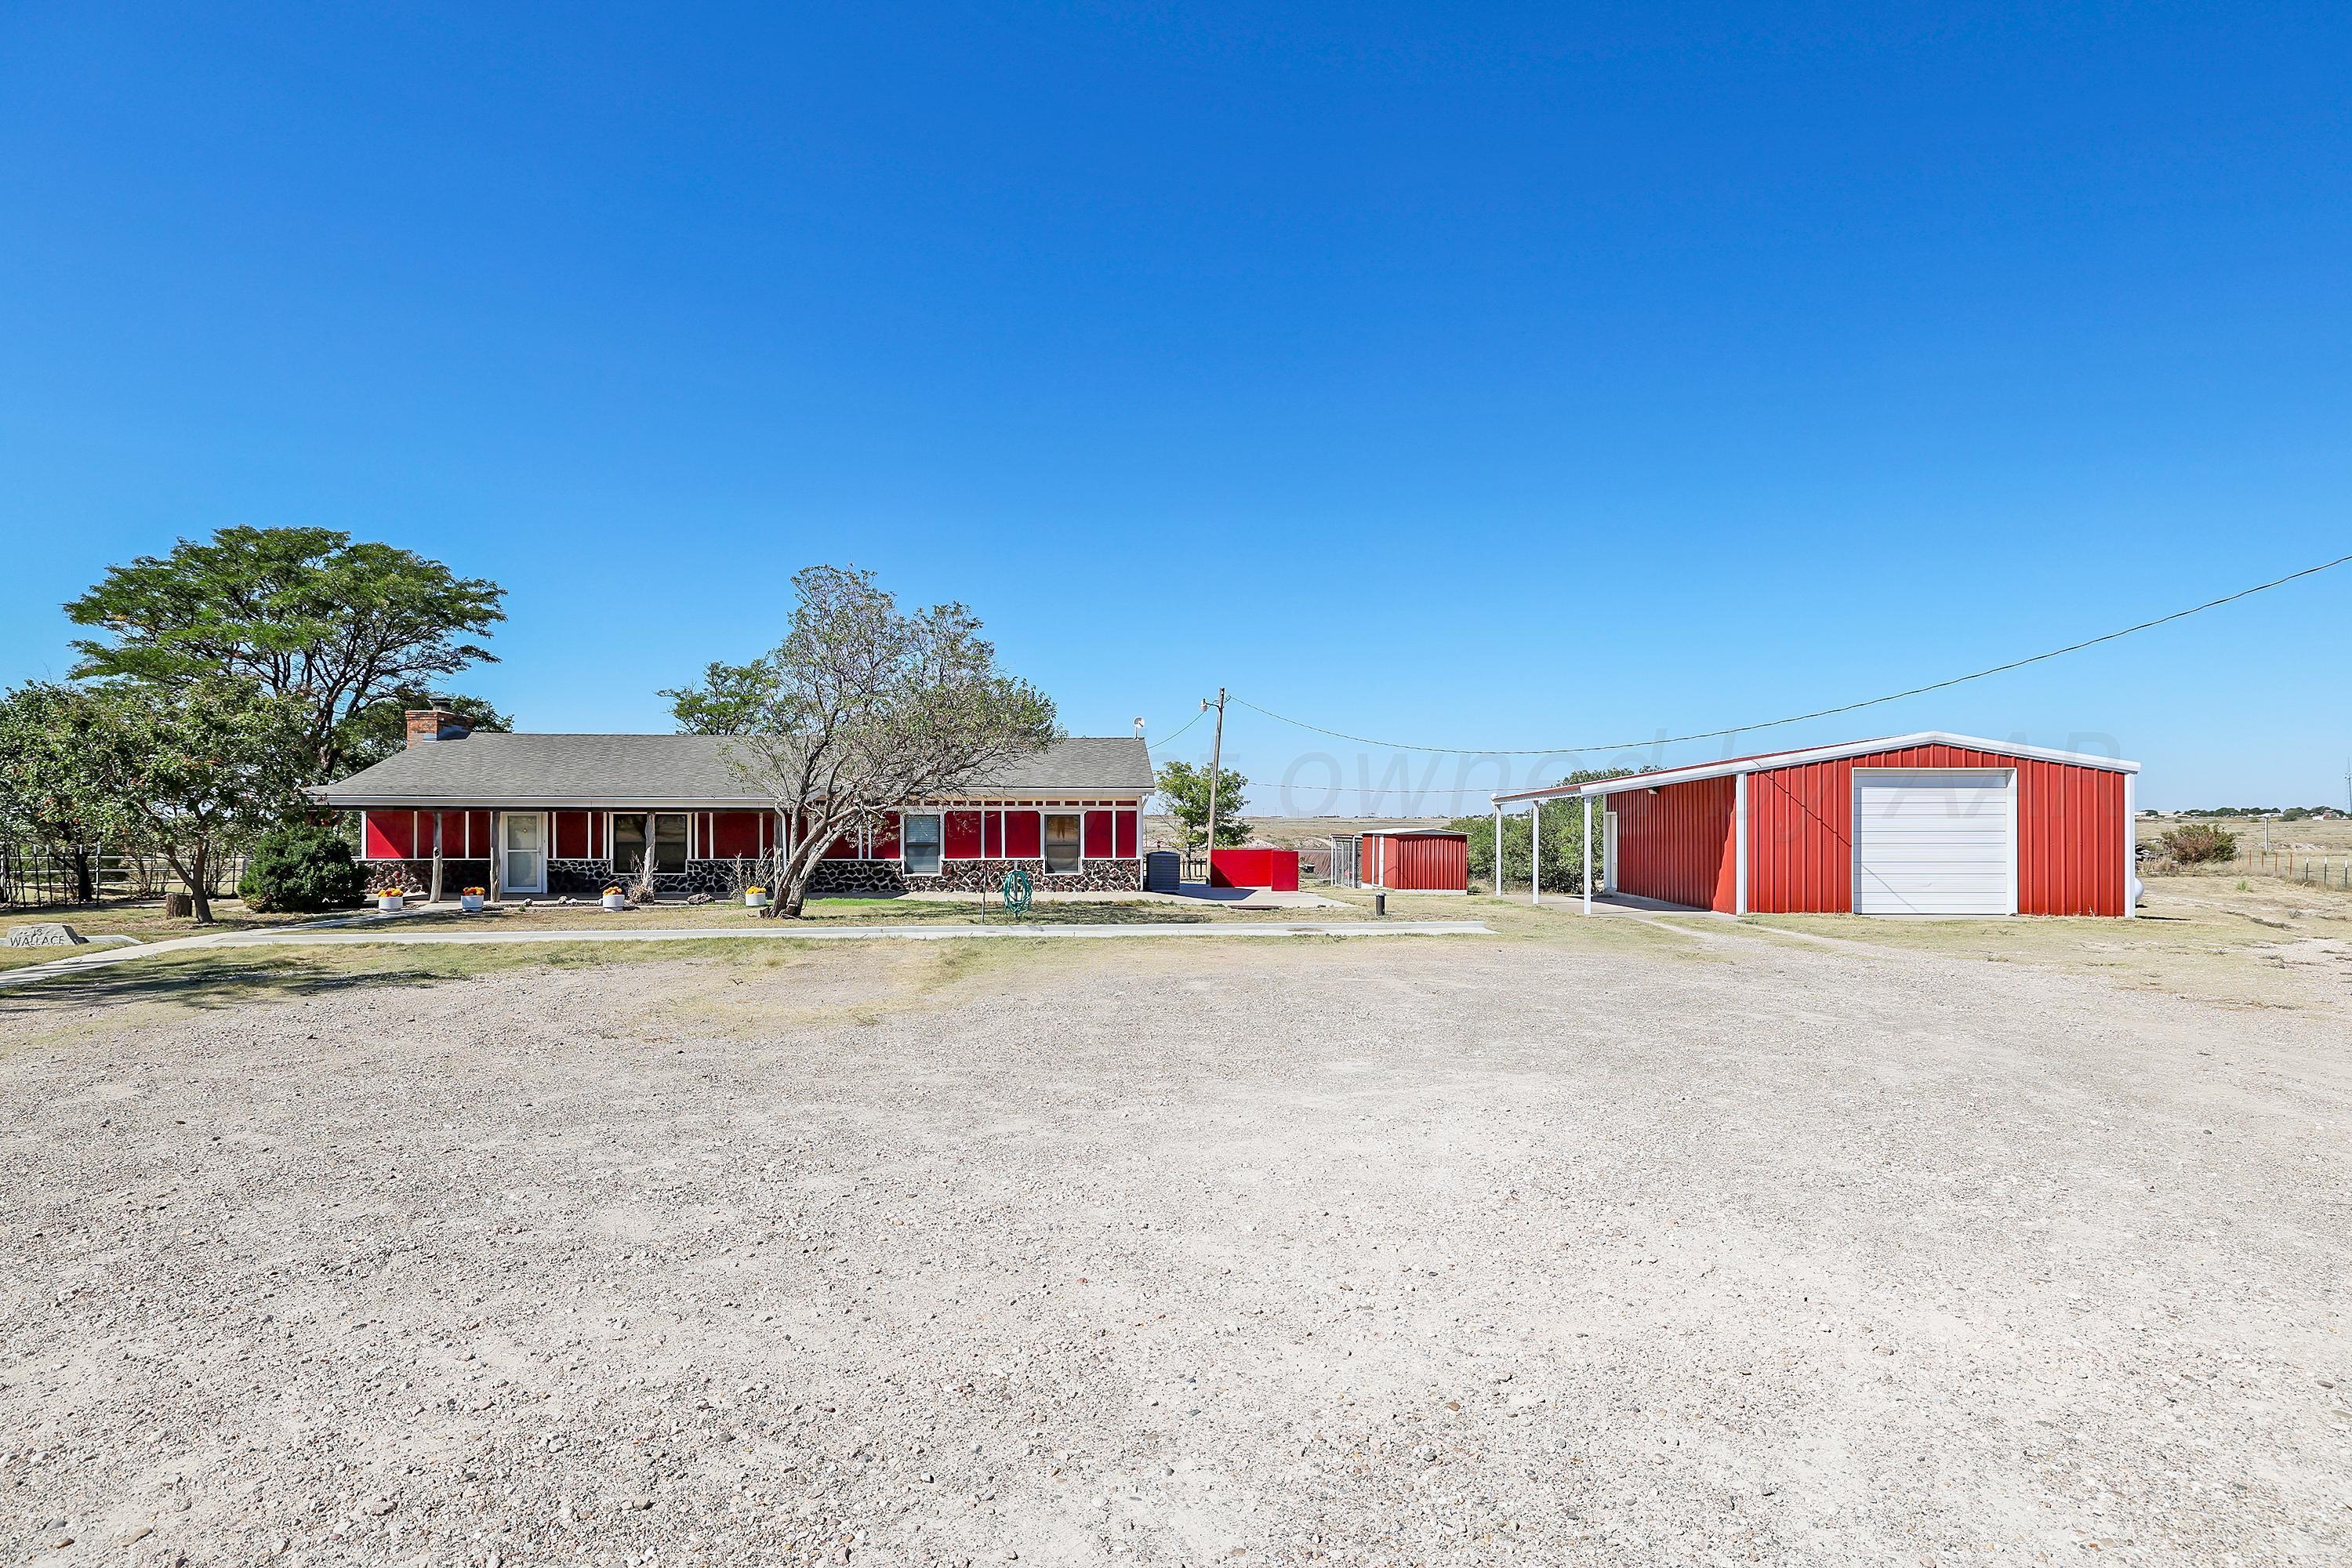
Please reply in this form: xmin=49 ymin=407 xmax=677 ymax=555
xmin=503 ymin=811 xmax=546 ymax=894
xmin=1853 ymin=770 xmax=2013 ymax=915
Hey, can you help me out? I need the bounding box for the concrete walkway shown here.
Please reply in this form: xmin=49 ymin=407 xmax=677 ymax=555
xmin=0 ymin=917 xmax=1491 ymax=993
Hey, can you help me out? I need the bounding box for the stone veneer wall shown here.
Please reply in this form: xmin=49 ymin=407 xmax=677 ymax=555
xmin=365 ymin=858 xmax=492 ymax=895
xmin=363 ymin=856 xmax=1144 ymax=898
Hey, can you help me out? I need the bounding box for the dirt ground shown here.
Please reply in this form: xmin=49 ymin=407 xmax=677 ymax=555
xmin=2 ymin=904 xmax=2348 ymax=1566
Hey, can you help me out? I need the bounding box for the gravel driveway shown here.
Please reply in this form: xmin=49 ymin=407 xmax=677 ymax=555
xmin=2 ymin=928 xmax=2347 ymax=1566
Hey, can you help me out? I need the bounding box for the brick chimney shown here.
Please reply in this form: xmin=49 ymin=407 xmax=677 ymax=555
xmin=405 ymin=708 xmax=472 ymax=746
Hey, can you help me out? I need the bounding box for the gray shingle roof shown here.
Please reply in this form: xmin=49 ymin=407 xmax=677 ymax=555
xmin=310 ymin=733 xmax=1154 ymax=807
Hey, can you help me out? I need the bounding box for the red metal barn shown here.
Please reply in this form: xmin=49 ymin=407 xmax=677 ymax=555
xmin=1359 ymin=829 xmax=1470 ymax=893
xmin=1497 ymin=733 xmax=2139 ymax=917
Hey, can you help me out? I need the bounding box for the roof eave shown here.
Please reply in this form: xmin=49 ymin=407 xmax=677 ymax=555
xmin=1490 ymin=731 xmax=2140 ymax=806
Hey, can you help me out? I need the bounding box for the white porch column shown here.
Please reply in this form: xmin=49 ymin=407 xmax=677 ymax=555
xmin=1530 ymin=802 xmax=1541 ymax=906
xmin=1493 ymin=803 xmax=1504 ymax=897
xmin=1581 ymin=793 xmax=1593 ymax=916
xmin=1734 ymin=771 xmax=1750 ymax=916
xmin=2122 ymin=770 xmax=2139 ymax=917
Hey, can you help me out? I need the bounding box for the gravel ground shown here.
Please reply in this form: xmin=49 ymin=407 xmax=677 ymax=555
xmin=2 ymin=928 xmax=2348 ymax=1566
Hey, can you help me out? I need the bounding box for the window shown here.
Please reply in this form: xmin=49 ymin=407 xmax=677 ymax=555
xmin=654 ymin=813 xmax=688 ymax=873
xmin=1044 ymin=812 xmax=1082 ymax=874
xmin=610 ymin=813 xmax=648 ymax=873
xmin=903 ymin=813 xmax=943 ymax=876
xmin=611 ymin=813 xmax=690 ymax=873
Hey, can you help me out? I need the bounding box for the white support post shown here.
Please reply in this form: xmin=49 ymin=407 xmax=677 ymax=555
xmin=1493 ymin=803 xmax=1504 ymax=898
xmin=1734 ymin=771 xmax=1749 ymax=916
xmin=2122 ymin=770 xmax=2139 ymax=917
xmin=1581 ymin=793 xmax=1593 ymax=915
xmin=1530 ymin=803 xmax=1541 ymax=906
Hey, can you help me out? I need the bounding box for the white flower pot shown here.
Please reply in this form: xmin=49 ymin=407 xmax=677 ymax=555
xmin=376 ymin=894 xmax=405 ymax=913
xmin=459 ymin=895 xmax=484 ymax=913
xmin=745 ymin=892 xmax=768 ymax=908
xmin=601 ymin=893 xmax=627 ymax=912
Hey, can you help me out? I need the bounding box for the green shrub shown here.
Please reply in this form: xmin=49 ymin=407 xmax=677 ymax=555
xmin=239 ymin=822 xmax=365 ymax=911
xmin=2160 ymin=822 xmax=2238 ymax=864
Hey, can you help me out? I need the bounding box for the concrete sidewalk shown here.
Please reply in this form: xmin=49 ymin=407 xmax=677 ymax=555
xmin=0 ymin=917 xmax=1492 ymax=993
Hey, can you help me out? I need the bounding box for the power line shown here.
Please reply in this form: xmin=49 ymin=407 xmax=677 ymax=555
xmin=1233 ymin=550 xmax=2352 ymax=757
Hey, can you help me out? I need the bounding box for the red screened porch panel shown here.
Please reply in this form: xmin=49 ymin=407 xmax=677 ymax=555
xmin=1082 ymin=810 xmax=1115 ymax=858
xmin=870 ymin=812 xmax=901 ymax=860
xmin=709 ymin=811 xmax=764 ymax=859
xmin=364 ymin=810 xmax=416 ymax=859
xmin=982 ymin=811 xmax=1003 ymax=858
xmin=945 ymin=811 xmax=984 ymax=858
xmin=1113 ymin=808 xmax=1138 ymax=858
xmin=1002 ymin=809 xmax=1042 ymax=858
xmin=554 ymin=810 xmax=590 ymax=860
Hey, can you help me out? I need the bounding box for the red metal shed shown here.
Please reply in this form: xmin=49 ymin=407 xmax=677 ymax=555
xmin=1494 ymin=732 xmax=2140 ymax=917
xmin=1359 ymin=829 xmax=1470 ymax=893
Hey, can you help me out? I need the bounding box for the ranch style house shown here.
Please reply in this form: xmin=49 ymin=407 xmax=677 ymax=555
xmin=307 ymin=710 xmax=1154 ymax=899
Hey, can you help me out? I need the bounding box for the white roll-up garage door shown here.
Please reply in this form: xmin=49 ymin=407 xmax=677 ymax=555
xmin=1853 ymin=770 xmax=2013 ymax=915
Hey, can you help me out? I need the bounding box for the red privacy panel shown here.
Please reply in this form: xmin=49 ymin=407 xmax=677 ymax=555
xmin=982 ymin=811 xmax=1003 ymax=857
xmin=1083 ymin=810 xmax=1114 ymax=858
xmin=1002 ymin=810 xmax=1042 ymax=858
xmin=945 ymin=811 xmax=984 ymax=858
xmin=364 ymin=811 xmax=416 ymax=859
xmin=554 ymin=810 xmax=590 ymax=860
xmin=1113 ymin=809 xmax=1138 ymax=858
xmin=710 ymin=811 xmax=764 ymax=858
xmin=871 ymin=812 xmax=901 ymax=860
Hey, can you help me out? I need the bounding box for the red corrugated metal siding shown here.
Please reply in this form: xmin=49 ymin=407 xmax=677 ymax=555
xmin=1745 ymin=743 xmax=2125 ymax=915
xmin=1364 ymin=832 xmax=1469 ymax=891
xmin=1609 ymin=779 xmax=1737 ymax=911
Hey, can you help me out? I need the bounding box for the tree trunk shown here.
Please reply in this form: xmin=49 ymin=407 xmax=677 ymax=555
xmin=68 ymin=847 xmax=96 ymax=904
xmin=180 ymin=844 xmax=215 ymax=924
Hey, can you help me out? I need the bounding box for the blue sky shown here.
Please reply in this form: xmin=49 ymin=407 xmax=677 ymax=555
xmin=3 ymin=2 xmax=2347 ymax=812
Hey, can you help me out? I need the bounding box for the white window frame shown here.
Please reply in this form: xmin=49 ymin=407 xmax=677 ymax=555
xmin=902 ymin=811 xmax=944 ymax=876
xmin=1042 ymin=811 xmax=1083 ymax=876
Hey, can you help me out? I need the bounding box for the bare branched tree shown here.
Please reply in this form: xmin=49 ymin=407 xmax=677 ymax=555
xmin=702 ymin=566 xmax=1058 ymax=918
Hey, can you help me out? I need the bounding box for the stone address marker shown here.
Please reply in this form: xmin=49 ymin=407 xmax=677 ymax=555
xmin=5 ymin=924 xmax=86 ymax=947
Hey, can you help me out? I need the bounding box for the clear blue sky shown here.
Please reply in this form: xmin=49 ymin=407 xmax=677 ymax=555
xmin=4 ymin=3 xmax=2346 ymax=812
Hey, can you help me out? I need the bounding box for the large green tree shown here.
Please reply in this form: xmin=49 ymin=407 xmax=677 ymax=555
xmin=0 ymin=682 xmax=143 ymax=902
xmin=66 ymin=525 xmax=505 ymax=782
xmin=80 ymin=678 xmax=314 ymax=924
xmin=1155 ymin=759 xmax=1250 ymax=851
xmin=661 ymin=660 xmax=782 ymax=735
xmin=714 ymin=565 xmax=1060 ymax=918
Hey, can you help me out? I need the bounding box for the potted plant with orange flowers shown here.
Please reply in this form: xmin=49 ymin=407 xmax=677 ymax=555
xmin=459 ymin=886 xmax=486 ymax=913
xmin=601 ymin=884 xmax=627 ymax=912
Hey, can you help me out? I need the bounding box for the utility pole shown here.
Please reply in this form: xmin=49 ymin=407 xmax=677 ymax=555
xmin=1201 ymin=688 xmax=1229 ymax=870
